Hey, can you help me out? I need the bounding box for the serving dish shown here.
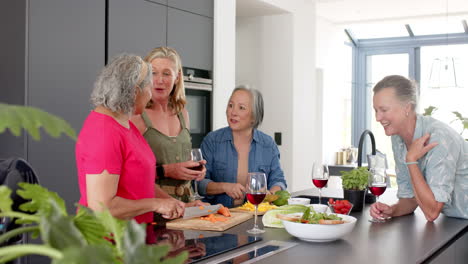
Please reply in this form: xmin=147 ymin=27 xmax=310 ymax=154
xmin=282 ymin=213 xmax=357 ymax=242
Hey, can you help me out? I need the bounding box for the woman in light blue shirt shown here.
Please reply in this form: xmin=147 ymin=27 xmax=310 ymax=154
xmin=371 ymin=75 xmax=468 ymax=221
xmin=198 ymin=87 xmax=287 ymax=207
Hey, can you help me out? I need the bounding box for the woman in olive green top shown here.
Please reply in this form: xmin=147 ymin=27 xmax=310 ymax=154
xmin=131 ymin=47 xmax=206 ymax=203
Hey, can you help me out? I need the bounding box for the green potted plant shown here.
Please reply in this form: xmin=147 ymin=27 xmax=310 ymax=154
xmin=424 ymin=106 xmax=467 ymax=141
xmin=0 ymin=183 xmax=187 ymax=263
xmin=340 ymin=167 xmax=369 ymax=212
xmin=0 ymin=103 xmax=76 ymax=141
xmin=1 ymin=104 xmax=186 ymax=263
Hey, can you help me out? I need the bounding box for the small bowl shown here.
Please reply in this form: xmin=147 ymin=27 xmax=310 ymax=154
xmin=307 ymin=204 xmax=329 ymax=213
xmin=288 ymin=198 xmax=311 ymax=205
xmin=328 ymin=201 xmax=354 ymax=215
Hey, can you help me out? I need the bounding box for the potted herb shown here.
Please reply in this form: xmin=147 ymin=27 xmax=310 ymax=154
xmin=340 ymin=167 xmax=369 ymax=212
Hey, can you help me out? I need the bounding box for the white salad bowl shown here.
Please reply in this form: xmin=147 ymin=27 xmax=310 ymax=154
xmin=282 ymin=213 xmax=357 ymax=242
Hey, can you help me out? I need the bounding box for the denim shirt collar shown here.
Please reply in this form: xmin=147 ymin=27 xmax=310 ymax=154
xmin=220 ymin=127 xmax=260 ymax=144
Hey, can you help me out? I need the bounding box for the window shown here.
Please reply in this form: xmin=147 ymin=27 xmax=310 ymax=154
xmin=351 ymin=21 xmax=468 ymax=173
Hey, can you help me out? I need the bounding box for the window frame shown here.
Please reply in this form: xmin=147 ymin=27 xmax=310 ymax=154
xmin=351 ymin=32 xmax=468 ymax=147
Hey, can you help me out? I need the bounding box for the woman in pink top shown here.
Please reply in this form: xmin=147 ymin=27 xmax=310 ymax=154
xmin=75 ymin=54 xmax=185 ymax=223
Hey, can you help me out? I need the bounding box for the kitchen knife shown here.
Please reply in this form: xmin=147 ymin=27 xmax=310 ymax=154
xmin=183 ymin=204 xmax=222 ymax=219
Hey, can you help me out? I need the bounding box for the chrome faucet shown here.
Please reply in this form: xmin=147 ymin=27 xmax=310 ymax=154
xmin=357 ymin=130 xmax=376 ymax=167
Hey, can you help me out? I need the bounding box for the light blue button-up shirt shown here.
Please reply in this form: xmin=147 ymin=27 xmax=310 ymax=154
xmin=198 ymin=126 xmax=287 ymax=207
xmin=392 ymin=114 xmax=468 ymax=219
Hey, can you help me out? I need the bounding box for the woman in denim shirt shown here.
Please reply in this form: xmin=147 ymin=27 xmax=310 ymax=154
xmin=370 ymin=75 xmax=468 ymax=221
xmin=198 ymin=87 xmax=287 ymax=207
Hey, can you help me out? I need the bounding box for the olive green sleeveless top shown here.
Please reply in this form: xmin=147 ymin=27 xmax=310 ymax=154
xmin=141 ymin=111 xmax=193 ymax=202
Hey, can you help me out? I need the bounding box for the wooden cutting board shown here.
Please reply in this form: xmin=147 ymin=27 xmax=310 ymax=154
xmin=166 ymin=212 xmax=252 ymax=231
xmin=230 ymin=207 xmax=268 ymax=215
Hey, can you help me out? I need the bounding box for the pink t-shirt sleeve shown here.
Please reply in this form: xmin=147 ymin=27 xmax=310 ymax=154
xmin=79 ymin=127 xmax=123 ymax=175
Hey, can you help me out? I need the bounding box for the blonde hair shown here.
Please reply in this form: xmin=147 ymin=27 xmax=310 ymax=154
xmin=144 ymin=46 xmax=186 ymax=113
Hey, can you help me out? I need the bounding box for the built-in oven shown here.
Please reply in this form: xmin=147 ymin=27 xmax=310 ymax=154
xmin=183 ymin=67 xmax=212 ymax=148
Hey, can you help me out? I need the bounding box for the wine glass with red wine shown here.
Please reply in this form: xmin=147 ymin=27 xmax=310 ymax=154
xmin=311 ymin=163 xmax=329 ymax=204
xmin=246 ymin=172 xmax=267 ymax=234
xmin=190 ymin=148 xmax=204 ymax=200
xmin=368 ymin=168 xmax=389 ymax=222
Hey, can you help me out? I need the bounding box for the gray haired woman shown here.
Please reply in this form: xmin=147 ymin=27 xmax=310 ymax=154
xmin=370 ymin=75 xmax=468 ymax=221
xmin=198 ymin=86 xmax=288 ymax=207
xmin=75 ymin=54 xmax=185 ymax=224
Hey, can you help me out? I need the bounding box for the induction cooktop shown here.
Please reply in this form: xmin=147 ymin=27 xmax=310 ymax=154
xmin=147 ymin=227 xmax=262 ymax=263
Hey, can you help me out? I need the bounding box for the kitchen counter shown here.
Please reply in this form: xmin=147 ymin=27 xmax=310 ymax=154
xmin=194 ymin=200 xmax=468 ymax=263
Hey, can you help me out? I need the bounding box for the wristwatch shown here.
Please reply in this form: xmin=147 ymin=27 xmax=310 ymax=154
xmin=156 ymin=165 xmax=165 ymax=178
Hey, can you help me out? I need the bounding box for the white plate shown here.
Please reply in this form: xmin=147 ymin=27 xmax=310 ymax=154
xmin=282 ymin=214 xmax=357 ymax=242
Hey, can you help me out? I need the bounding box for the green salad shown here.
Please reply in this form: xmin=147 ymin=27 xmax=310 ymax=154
xmin=298 ymin=207 xmax=342 ymax=224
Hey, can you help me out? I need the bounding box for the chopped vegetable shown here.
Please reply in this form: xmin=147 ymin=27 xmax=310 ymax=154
xmin=328 ymin=199 xmax=353 ymax=215
xmin=217 ymin=205 xmax=231 ymax=217
xmin=238 ymin=201 xmax=277 ymax=212
xmin=200 ymin=214 xmax=229 ymax=223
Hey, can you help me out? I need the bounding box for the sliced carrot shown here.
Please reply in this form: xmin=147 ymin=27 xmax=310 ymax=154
xmin=217 ymin=205 xmax=231 ymax=217
xmin=200 ymin=213 xmax=229 ymax=222
xmin=199 ymin=206 xmax=205 ymax=210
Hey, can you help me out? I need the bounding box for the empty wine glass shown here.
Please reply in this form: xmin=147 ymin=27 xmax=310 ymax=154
xmin=246 ymin=172 xmax=267 ymax=234
xmin=190 ymin=148 xmax=204 ymax=200
xmin=368 ymin=168 xmax=389 ymax=223
xmin=311 ymin=163 xmax=329 ymax=204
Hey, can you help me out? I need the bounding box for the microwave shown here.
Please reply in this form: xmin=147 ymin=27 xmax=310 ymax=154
xmin=183 ymin=67 xmax=212 ymax=148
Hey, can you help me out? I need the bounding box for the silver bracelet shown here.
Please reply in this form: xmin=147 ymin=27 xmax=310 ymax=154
xmin=405 ymin=161 xmax=418 ymax=165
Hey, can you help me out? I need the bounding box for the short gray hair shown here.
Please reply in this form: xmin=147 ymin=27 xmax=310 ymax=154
xmin=373 ymin=75 xmax=419 ymax=110
xmin=91 ymin=54 xmax=152 ymax=115
xmin=230 ymin=85 xmax=264 ymax=129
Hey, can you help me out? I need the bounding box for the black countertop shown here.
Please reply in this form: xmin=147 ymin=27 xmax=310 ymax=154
xmin=194 ymin=203 xmax=468 ymax=263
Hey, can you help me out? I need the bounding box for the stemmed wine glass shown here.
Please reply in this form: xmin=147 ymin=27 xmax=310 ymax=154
xmin=311 ymin=163 xmax=329 ymax=204
xmin=190 ymin=148 xmax=204 ymax=200
xmin=246 ymin=172 xmax=267 ymax=234
xmin=368 ymin=168 xmax=389 ymax=223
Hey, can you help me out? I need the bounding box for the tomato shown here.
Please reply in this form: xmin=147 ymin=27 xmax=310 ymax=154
xmin=328 ymin=198 xmax=334 ymax=204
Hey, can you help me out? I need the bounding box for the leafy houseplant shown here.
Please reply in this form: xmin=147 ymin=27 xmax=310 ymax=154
xmin=0 ymin=103 xmax=77 ymax=141
xmin=423 ymin=106 xmax=468 ymax=141
xmin=340 ymin=167 xmax=369 ymax=212
xmin=0 ymin=183 xmax=187 ymax=264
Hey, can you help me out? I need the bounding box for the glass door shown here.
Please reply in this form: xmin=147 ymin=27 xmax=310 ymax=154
xmin=353 ymin=48 xmax=413 ymax=172
xmin=366 ymin=52 xmax=411 ymax=172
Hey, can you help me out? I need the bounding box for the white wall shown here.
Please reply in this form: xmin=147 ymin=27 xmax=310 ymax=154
xmin=236 ymin=14 xmax=294 ymax=191
xmin=213 ymin=0 xmax=236 ymax=130
xmin=316 ymin=16 xmax=353 ymax=166
xmin=236 ymin=0 xmax=319 ymax=192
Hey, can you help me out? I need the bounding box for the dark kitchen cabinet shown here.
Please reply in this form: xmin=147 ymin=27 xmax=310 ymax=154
xmin=167 ymin=7 xmax=213 ymax=70
xmin=0 ymin=0 xmax=105 ymax=217
xmin=168 ymin=0 xmax=213 ymax=17
xmin=27 ymin=0 xmax=105 ymax=212
xmin=108 ymin=0 xmax=167 ymax=59
xmin=147 ymin=0 xmax=167 ymax=5
xmin=0 ymin=0 xmax=27 ymax=159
